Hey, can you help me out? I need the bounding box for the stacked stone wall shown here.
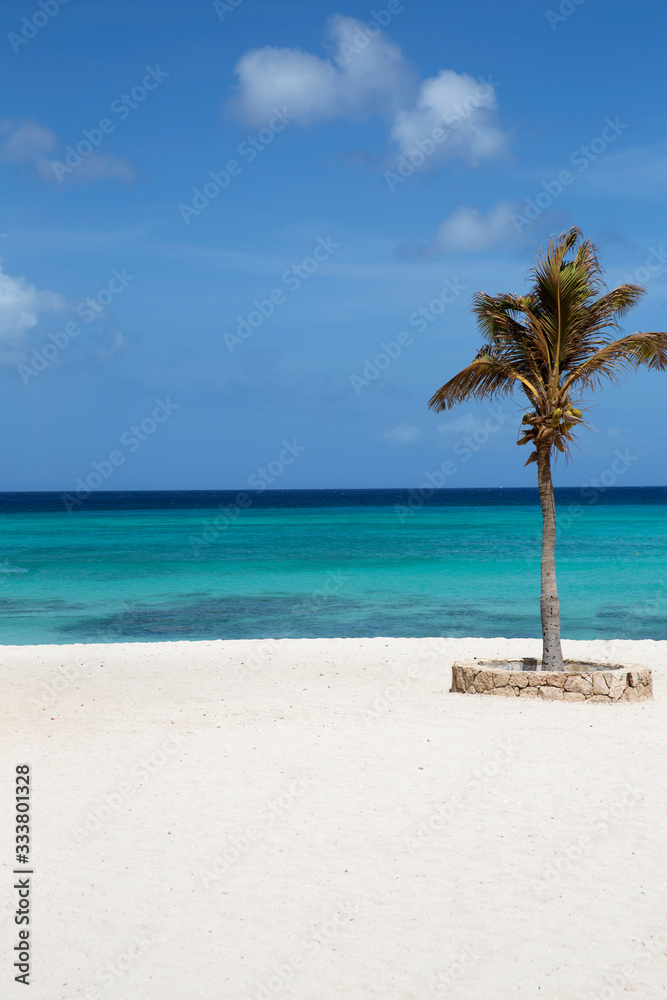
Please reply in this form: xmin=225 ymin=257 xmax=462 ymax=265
xmin=451 ymin=661 xmax=653 ymax=702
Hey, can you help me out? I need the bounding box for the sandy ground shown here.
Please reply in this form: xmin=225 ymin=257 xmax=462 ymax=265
xmin=1 ymin=635 xmax=667 ymax=999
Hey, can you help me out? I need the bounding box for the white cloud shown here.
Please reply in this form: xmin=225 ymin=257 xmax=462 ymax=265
xmin=227 ymin=16 xmax=509 ymax=169
xmin=0 ymin=262 xmax=65 ymax=364
xmin=390 ymin=70 xmax=508 ymax=166
xmin=379 ymin=423 xmax=422 ymax=445
xmin=0 ymin=118 xmax=136 ymax=185
xmin=424 ymin=201 xmax=519 ymax=255
xmin=228 ymin=15 xmax=413 ymax=127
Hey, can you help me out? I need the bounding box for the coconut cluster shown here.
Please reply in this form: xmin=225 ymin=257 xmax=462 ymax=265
xmin=517 ymin=403 xmax=583 ymax=461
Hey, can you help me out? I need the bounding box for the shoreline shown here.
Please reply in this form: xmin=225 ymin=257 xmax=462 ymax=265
xmin=3 ymin=632 xmax=667 ymax=648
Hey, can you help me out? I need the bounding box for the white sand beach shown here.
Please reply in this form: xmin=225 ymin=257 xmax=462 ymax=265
xmin=2 ymin=635 xmax=667 ymax=999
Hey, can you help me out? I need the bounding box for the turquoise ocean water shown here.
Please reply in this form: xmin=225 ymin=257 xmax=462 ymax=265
xmin=0 ymin=488 xmax=665 ymax=645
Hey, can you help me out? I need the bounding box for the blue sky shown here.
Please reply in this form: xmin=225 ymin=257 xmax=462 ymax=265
xmin=1 ymin=0 xmax=665 ymax=491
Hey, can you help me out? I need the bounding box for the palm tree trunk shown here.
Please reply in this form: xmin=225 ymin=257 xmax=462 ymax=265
xmin=536 ymin=443 xmax=565 ymax=671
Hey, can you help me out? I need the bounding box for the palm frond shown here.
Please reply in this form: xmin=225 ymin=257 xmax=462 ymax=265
xmin=563 ymin=332 xmax=667 ymax=392
xmin=472 ymin=292 xmax=551 ymax=379
xmin=427 ymin=357 xmax=538 ymax=411
xmin=528 ymin=229 xmax=605 ymax=375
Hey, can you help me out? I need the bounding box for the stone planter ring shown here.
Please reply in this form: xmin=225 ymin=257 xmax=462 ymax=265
xmin=451 ymin=659 xmax=653 ymax=702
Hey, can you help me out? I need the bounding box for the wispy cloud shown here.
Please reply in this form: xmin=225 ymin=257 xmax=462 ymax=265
xmin=576 ymin=142 xmax=667 ymax=199
xmin=0 ymin=118 xmax=136 ymax=185
xmin=437 ymin=414 xmax=488 ymax=437
xmin=11 ymin=226 xmax=150 ymax=254
xmin=227 ymin=15 xmax=510 ymax=170
xmin=379 ymin=423 xmax=422 ymax=445
xmin=422 ymin=202 xmax=519 ymax=255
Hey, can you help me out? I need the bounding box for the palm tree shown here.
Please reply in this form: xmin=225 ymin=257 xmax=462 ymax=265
xmin=428 ymin=227 xmax=667 ymax=670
